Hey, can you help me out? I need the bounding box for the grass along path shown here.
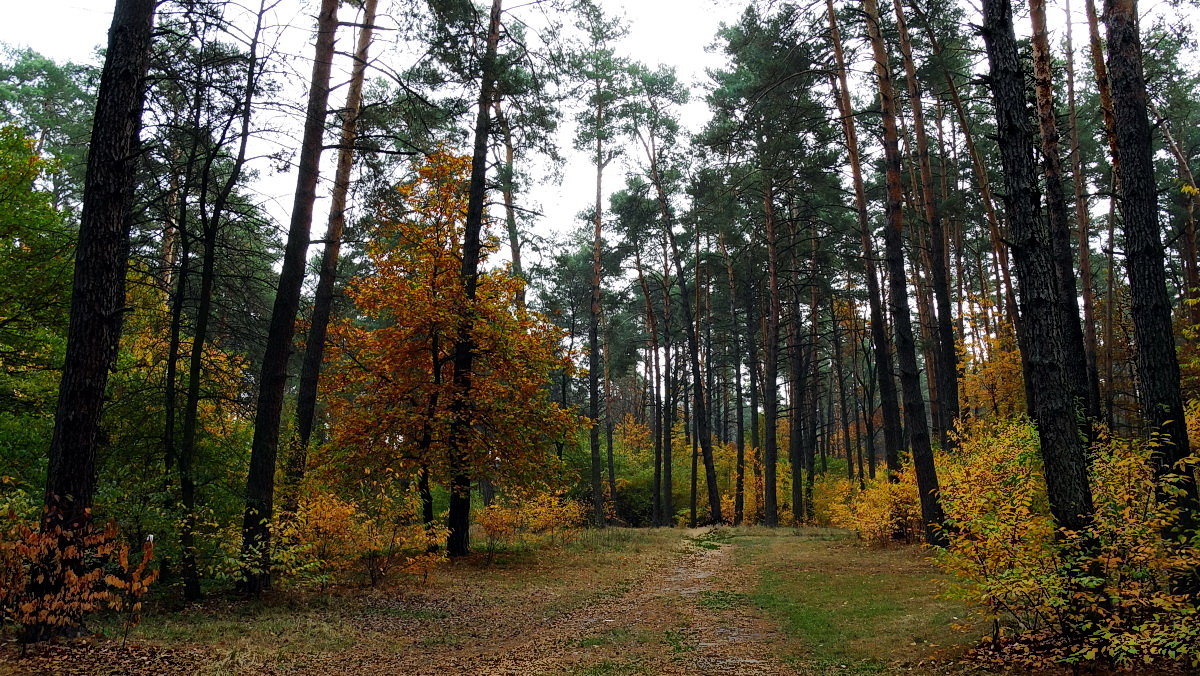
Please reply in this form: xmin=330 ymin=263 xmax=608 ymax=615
xmin=2 ymin=527 xmax=983 ymax=675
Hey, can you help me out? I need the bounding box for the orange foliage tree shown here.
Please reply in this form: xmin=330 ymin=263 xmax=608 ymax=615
xmin=321 ymin=151 xmax=581 ymax=552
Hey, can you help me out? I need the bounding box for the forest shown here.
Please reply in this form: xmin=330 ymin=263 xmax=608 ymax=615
xmin=3 ymin=0 xmax=1200 ymax=672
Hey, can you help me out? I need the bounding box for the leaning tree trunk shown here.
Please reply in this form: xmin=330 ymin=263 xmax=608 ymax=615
xmin=891 ymin=0 xmax=959 ymax=448
xmin=1065 ymin=0 xmax=1105 ymax=430
xmin=240 ymin=0 xmax=338 ymax=594
xmin=863 ymin=0 xmax=947 ymax=546
xmin=287 ymin=0 xmax=378 ymax=513
xmin=33 ymin=0 xmax=155 ymax=641
xmin=1105 ymin=0 xmax=1199 ymax=512
xmin=980 ymin=0 xmax=1095 ymax=534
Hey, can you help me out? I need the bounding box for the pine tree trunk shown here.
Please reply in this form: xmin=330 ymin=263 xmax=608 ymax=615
xmin=826 ymin=1 xmax=905 ymax=478
xmin=1105 ymin=0 xmax=1198 ymax=508
xmin=891 ymin=0 xmax=959 ymax=446
xmin=1030 ymin=0 xmax=1096 ymax=427
xmin=589 ymin=88 xmax=606 ymax=527
xmin=446 ymin=0 xmax=504 ymax=557
xmin=981 ymin=0 xmax=1095 ymax=534
xmin=863 ymin=0 xmax=947 ymax=545
xmin=288 ymin=0 xmax=378 ymax=510
xmin=649 ymin=149 xmax=723 ymax=524
xmin=762 ymin=180 xmax=781 ymax=526
xmin=240 ymin=0 xmax=338 ymax=592
xmin=719 ymin=237 xmax=746 ymax=525
xmin=1065 ymin=0 xmax=1105 ymax=428
xmin=34 ymin=0 xmax=156 ymax=640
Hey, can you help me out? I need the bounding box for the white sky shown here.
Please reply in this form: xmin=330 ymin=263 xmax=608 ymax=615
xmin=1 ymin=0 xmax=1195 ymax=270
xmin=0 ymin=0 xmax=742 ymax=267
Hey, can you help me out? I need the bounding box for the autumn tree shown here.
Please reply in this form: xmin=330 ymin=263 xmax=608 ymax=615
xmin=324 ymin=151 xmax=579 ymax=552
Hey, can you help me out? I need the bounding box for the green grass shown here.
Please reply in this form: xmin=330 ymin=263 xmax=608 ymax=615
xmin=698 ymin=589 xmax=748 ymax=610
xmin=661 ymin=629 xmax=695 ymax=653
xmin=567 ymin=658 xmax=650 ymax=675
xmin=734 ymin=536 xmax=974 ymax=674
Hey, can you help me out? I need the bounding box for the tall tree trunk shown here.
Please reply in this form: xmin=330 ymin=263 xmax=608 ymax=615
xmin=1065 ymin=0 xmax=1105 ymax=429
xmin=719 ymin=236 xmax=746 ymax=525
xmin=445 ymin=0 xmax=504 ymax=557
xmin=826 ymin=0 xmax=905 ymax=478
xmin=34 ymin=0 xmax=155 ymax=640
xmin=762 ymin=180 xmax=781 ymax=526
xmin=891 ymin=0 xmax=959 ymax=447
xmin=494 ymin=104 xmax=526 ymax=309
xmin=179 ymin=0 xmax=266 ymax=601
xmin=603 ymin=323 xmax=618 ymax=502
xmin=588 ymin=87 xmax=607 ymax=527
xmin=633 ymin=247 xmax=663 ymax=524
xmin=788 ymin=306 xmax=805 ymax=525
xmin=746 ymin=299 xmax=763 ymax=523
xmin=832 ymin=298 xmax=855 ymax=481
xmin=1105 ymin=0 xmax=1199 ymax=512
xmin=981 ymin=0 xmax=1095 ymax=534
xmin=646 ymin=142 xmax=723 ymax=523
xmin=910 ymin=3 xmax=1020 ymax=329
xmin=863 ymin=0 xmax=947 ymax=546
xmin=1030 ymin=0 xmax=1097 ymax=428
xmin=240 ymin=0 xmax=338 ymax=593
xmin=287 ymin=0 xmax=378 ymax=511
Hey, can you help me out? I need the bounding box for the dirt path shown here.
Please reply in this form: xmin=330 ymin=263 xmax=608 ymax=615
xmin=301 ymin=529 xmax=797 ymax=675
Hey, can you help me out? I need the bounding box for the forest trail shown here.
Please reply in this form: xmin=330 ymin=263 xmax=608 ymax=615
xmin=3 ymin=528 xmax=974 ymax=675
xmin=297 ymin=528 xmax=794 ymax=675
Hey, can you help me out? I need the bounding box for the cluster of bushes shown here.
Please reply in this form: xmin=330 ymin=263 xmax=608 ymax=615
xmin=476 ymin=493 xmax=588 ymax=560
xmin=1 ymin=494 xmax=157 ymax=644
xmin=816 ymin=414 xmax=1200 ymax=669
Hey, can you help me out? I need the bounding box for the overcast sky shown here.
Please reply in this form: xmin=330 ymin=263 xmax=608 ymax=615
xmin=2 ymin=0 xmax=1194 ymax=271
xmin=0 ymin=0 xmax=744 ymax=269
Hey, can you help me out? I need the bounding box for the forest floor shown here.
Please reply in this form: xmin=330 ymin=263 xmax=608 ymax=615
xmin=1 ymin=527 xmax=991 ymax=675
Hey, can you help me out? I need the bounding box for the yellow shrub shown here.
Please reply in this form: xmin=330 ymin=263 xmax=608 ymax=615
xmin=817 ymin=466 xmax=923 ymax=545
xmin=477 ymin=493 xmax=587 ymax=557
xmin=275 ymin=485 xmax=444 ymax=588
xmin=937 ymin=416 xmax=1200 ymax=669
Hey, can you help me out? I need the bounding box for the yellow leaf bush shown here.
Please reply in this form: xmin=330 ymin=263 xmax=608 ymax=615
xmin=821 ymin=413 xmax=1200 ymax=669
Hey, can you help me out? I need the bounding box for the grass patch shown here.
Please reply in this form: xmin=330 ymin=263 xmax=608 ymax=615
xmin=417 ymin=632 xmax=465 ymax=648
xmin=566 ymin=527 xmax=661 ymax=554
xmin=372 ymin=607 xmax=450 ymax=620
xmin=661 ymin=629 xmax=695 ymax=653
xmin=698 ymin=589 xmax=748 ymax=610
xmin=567 ymin=658 xmax=650 ymax=675
xmin=571 ymin=626 xmax=652 ymax=648
xmin=736 ymin=536 xmax=975 ymax=673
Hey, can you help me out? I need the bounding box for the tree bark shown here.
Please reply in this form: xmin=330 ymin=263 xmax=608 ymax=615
xmin=891 ymin=0 xmax=959 ymax=447
xmin=762 ymin=180 xmax=781 ymax=526
xmin=33 ymin=0 xmax=155 ymax=640
xmin=288 ymin=0 xmax=378 ymax=511
xmin=981 ymin=0 xmax=1095 ymax=534
xmin=240 ymin=0 xmax=338 ymax=593
xmin=1065 ymin=0 xmax=1105 ymax=431
xmin=863 ymin=0 xmax=947 ymax=545
xmin=826 ymin=0 xmax=905 ymax=479
xmin=1105 ymin=0 xmax=1198 ymax=509
xmin=446 ymin=0 xmax=504 ymax=557
xmin=1030 ymin=0 xmax=1097 ymax=427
